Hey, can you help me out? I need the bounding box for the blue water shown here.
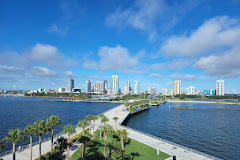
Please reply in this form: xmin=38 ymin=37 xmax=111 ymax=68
xmin=124 ymin=102 xmax=240 ymax=160
xmin=0 ymin=97 xmax=119 ymax=151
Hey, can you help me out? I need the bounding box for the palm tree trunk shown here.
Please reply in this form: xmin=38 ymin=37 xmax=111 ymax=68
xmin=108 ymin=149 xmax=112 ymax=160
xmin=100 ymin=123 xmax=102 ymax=139
xmin=51 ymin=126 xmax=54 ymax=154
xmin=13 ymin=143 xmax=16 ymax=160
xmin=30 ymin=134 xmax=32 ymax=160
xmin=88 ymin=121 xmax=91 ymax=132
xmin=115 ymin=120 xmax=117 ymax=131
xmin=39 ymin=133 xmax=42 ymax=160
xmin=83 ymin=128 xmax=85 ymax=135
xmin=121 ymin=137 xmax=124 ymax=160
xmin=67 ymin=133 xmax=70 ymax=160
xmin=83 ymin=142 xmax=86 ymax=160
xmin=103 ymin=135 xmax=106 ymax=157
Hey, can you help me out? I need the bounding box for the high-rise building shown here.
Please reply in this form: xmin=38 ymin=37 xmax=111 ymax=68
xmin=216 ymin=80 xmax=224 ymax=96
xmin=104 ymin=80 xmax=108 ymax=91
xmin=162 ymin=88 xmax=168 ymax=96
xmin=133 ymin=80 xmax=140 ymax=94
xmin=174 ymin=80 xmax=181 ymax=95
xmin=210 ymin=89 xmax=216 ymax=95
xmin=188 ymin=86 xmax=195 ymax=95
xmin=67 ymin=79 xmax=74 ymax=93
xmin=169 ymin=89 xmax=174 ymax=96
xmin=86 ymin=80 xmax=91 ymax=93
xmin=94 ymin=82 xmax=105 ymax=94
xmin=204 ymin=90 xmax=210 ymax=95
xmin=111 ymin=75 xmax=119 ymax=94
xmin=91 ymin=86 xmax=94 ymax=92
xmin=151 ymin=87 xmax=156 ymax=95
xmin=58 ymin=88 xmax=65 ymax=93
xmin=123 ymin=80 xmax=130 ymax=95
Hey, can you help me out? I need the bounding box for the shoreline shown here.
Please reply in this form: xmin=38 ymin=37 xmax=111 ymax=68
xmin=168 ymin=100 xmax=240 ymax=105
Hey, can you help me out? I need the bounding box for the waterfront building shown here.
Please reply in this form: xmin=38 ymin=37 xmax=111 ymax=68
xmin=58 ymin=88 xmax=65 ymax=93
xmin=162 ymin=88 xmax=168 ymax=96
xmin=123 ymin=80 xmax=130 ymax=95
xmin=66 ymin=79 xmax=74 ymax=93
xmin=169 ymin=89 xmax=174 ymax=96
xmin=86 ymin=80 xmax=91 ymax=93
xmin=151 ymin=87 xmax=156 ymax=95
xmin=188 ymin=86 xmax=196 ymax=95
xmin=94 ymin=82 xmax=105 ymax=94
xmin=133 ymin=80 xmax=140 ymax=94
xmin=174 ymin=80 xmax=181 ymax=95
xmin=111 ymin=75 xmax=119 ymax=94
xmin=104 ymin=80 xmax=108 ymax=91
xmin=210 ymin=89 xmax=216 ymax=96
xmin=91 ymin=86 xmax=94 ymax=92
xmin=216 ymin=80 xmax=224 ymax=96
xmin=204 ymin=90 xmax=210 ymax=96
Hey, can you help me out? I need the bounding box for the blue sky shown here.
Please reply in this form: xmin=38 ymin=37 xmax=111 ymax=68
xmin=0 ymin=0 xmax=240 ymax=93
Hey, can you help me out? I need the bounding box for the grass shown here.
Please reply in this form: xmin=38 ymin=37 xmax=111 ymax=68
xmin=70 ymin=130 xmax=171 ymax=160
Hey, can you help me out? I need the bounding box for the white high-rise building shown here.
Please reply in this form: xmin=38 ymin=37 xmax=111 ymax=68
xmin=94 ymin=82 xmax=105 ymax=94
xmin=216 ymin=80 xmax=224 ymax=96
xmin=86 ymin=80 xmax=91 ymax=93
xmin=174 ymin=80 xmax=181 ymax=95
xmin=133 ymin=80 xmax=140 ymax=94
xmin=111 ymin=75 xmax=119 ymax=94
xmin=162 ymin=88 xmax=168 ymax=96
xmin=123 ymin=80 xmax=130 ymax=95
xmin=188 ymin=86 xmax=195 ymax=95
xmin=67 ymin=79 xmax=74 ymax=93
xmin=151 ymin=87 xmax=156 ymax=95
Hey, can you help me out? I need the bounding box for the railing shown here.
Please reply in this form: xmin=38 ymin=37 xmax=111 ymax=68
xmin=119 ymin=124 xmax=222 ymax=160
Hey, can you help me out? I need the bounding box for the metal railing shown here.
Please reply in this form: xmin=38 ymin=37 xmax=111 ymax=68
xmin=119 ymin=124 xmax=222 ymax=160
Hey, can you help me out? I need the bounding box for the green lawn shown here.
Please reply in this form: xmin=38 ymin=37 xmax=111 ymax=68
xmin=70 ymin=130 xmax=171 ymax=160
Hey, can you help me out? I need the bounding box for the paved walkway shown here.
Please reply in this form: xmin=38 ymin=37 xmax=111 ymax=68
xmin=2 ymin=104 xmax=218 ymax=160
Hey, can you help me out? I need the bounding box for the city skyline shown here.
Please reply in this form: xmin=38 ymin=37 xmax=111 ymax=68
xmin=0 ymin=0 xmax=240 ymax=94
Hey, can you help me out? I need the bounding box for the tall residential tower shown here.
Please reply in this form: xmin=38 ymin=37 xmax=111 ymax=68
xmin=67 ymin=79 xmax=74 ymax=93
xmin=86 ymin=80 xmax=91 ymax=93
xmin=111 ymin=75 xmax=119 ymax=94
xmin=216 ymin=80 xmax=224 ymax=96
xmin=174 ymin=80 xmax=181 ymax=95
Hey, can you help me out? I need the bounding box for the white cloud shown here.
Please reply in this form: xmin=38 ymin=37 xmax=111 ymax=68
xmin=170 ymin=74 xmax=197 ymax=81
xmin=64 ymin=71 xmax=76 ymax=77
xmin=195 ymin=46 xmax=240 ymax=78
xmin=48 ymin=24 xmax=68 ymax=35
xmin=31 ymin=66 xmax=57 ymax=77
xmin=82 ymin=45 xmax=144 ymax=74
xmin=161 ymin=16 xmax=240 ymax=57
xmin=0 ymin=65 xmax=23 ymax=74
xmin=149 ymin=73 xmax=162 ymax=78
xmin=150 ymin=59 xmax=191 ymax=71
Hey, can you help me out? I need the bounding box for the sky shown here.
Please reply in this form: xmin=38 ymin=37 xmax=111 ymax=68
xmin=0 ymin=0 xmax=240 ymax=93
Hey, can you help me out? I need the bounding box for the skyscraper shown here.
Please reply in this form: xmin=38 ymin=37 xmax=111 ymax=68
xmin=174 ymin=80 xmax=181 ymax=95
xmin=94 ymin=82 xmax=105 ymax=94
xmin=151 ymin=87 xmax=156 ymax=95
xmin=133 ymin=80 xmax=140 ymax=94
xmin=86 ymin=80 xmax=91 ymax=93
xmin=111 ymin=75 xmax=119 ymax=94
xmin=169 ymin=89 xmax=174 ymax=96
xmin=216 ymin=80 xmax=224 ymax=96
xmin=188 ymin=86 xmax=195 ymax=95
xmin=123 ymin=80 xmax=130 ymax=95
xmin=162 ymin=88 xmax=168 ymax=96
xmin=104 ymin=80 xmax=108 ymax=91
xmin=67 ymin=79 xmax=74 ymax=93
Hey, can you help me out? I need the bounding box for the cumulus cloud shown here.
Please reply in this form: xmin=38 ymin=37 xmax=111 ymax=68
xmin=29 ymin=43 xmax=78 ymax=68
xmin=82 ymin=45 xmax=144 ymax=74
xmin=31 ymin=66 xmax=57 ymax=77
xmin=161 ymin=16 xmax=240 ymax=57
xmin=170 ymin=74 xmax=197 ymax=81
xmin=0 ymin=65 xmax=23 ymax=74
xmin=149 ymin=73 xmax=162 ymax=78
xmin=64 ymin=71 xmax=76 ymax=77
xmin=195 ymin=46 xmax=240 ymax=78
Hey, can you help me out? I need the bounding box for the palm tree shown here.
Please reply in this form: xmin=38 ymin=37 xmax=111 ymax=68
xmin=102 ymin=125 xmax=113 ymax=157
xmin=62 ymin=124 xmax=76 ymax=160
xmin=116 ymin=129 xmax=128 ymax=160
xmin=23 ymin=125 xmax=35 ymax=160
xmin=99 ymin=114 xmax=105 ymax=139
xmin=0 ymin=139 xmax=4 ymax=150
xmin=4 ymin=129 xmax=25 ymax=160
xmin=78 ymin=120 xmax=88 ymax=135
xmin=33 ymin=120 xmax=49 ymax=160
xmin=77 ymin=135 xmax=91 ymax=160
xmin=106 ymin=138 xmax=120 ymax=160
xmin=113 ymin=116 xmax=119 ymax=131
xmin=46 ymin=115 xmax=61 ymax=154
xmin=92 ymin=115 xmax=98 ymax=137
xmin=54 ymin=136 xmax=68 ymax=152
xmin=85 ymin=114 xmax=93 ymax=133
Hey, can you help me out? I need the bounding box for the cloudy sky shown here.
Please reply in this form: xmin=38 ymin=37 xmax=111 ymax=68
xmin=0 ymin=0 xmax=240 ymax=93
